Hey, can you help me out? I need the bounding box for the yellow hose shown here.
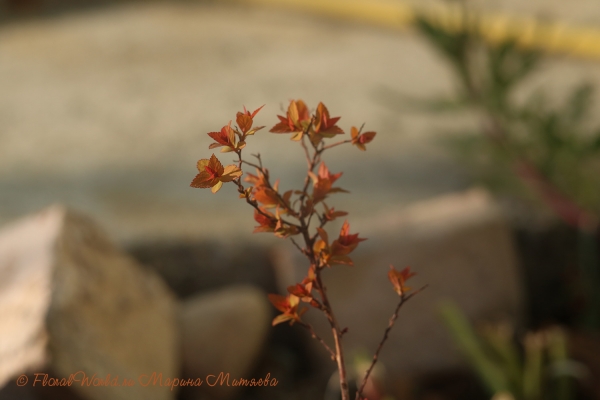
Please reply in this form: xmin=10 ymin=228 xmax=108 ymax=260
xmin=231 ymin=0 xmax=600 ymax=60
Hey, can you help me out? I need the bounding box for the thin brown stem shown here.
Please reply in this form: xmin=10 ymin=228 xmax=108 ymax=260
xmin=240 ymin=159 xmax=262 ymax=170
xmin=298 ymin=321 xmax=336 ymax=360
xmin=289 ymin=237 xmax=305 ymax=255
xmin=300 ymin=129 xmax=312 ymax=168
xmin=322 ymin=139 xmax=352 ymax=151
xmin=313 ymin=268 xmax=350 ymax=400
xmin=355 ymin=285 xmax=428 ymax=400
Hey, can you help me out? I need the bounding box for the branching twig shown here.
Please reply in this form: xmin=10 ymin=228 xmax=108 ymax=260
xmin=298 ymin=321 xmax=336 ymax=360
xmin=355 ymin=285 xmax=429 ymax=400
xmin=322 ymin=139 xmax=352 ymax=151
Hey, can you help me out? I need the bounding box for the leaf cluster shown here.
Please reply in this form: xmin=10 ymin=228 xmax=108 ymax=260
xmin=190 ymin=101 xmax=421 ymax=400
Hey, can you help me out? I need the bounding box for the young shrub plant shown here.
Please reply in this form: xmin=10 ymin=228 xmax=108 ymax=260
xmin=191 ymin=100 xmax=424 ymax=400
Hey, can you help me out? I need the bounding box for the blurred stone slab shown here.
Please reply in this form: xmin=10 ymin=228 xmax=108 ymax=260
xmin=179 ymin=285 xmax=271 ymax=400
xmin=0 ymin=205 xmax=179 ymax=400
xmin=277 ymin=188 xmax=523 ymax=374
xmin=127 ymin=241 xmax=279 ymax=299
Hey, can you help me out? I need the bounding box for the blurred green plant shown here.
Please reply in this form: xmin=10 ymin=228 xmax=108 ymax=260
xmin=409 ymin=7 xmax=600 ymax=329
xmin=440 ymin=303 xmax=579 ymax=400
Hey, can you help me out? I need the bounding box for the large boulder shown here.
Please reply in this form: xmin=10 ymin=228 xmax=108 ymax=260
xmin=275 ymin=189 xmax=524 ymax=376
xmin=0 ymin=206 xmax=179 ymax=400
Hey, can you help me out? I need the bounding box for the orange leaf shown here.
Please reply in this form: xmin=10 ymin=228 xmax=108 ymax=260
xmin=268 ymin=293 xmax=304 ymax=326
xmin=207 ymin=122 xmax=236 ymax=149
xmin=254 ymin=186 xmax=281 ymax=207
xmin=388 ymin=265 xmax=416 ymax=296
xmin=331 ymin=220 xmax=366 ymax=256
xmin=323 ymin=204 xmax=348 ymax=221
xmin=236 ymin=113 xmax=253 ymax=134
xmin=190 ymin=154 xmax=240 ymax=193
xmin=314 ymin=102 xmax=344 ymax=136
xmin=269 ymin=100 xmax=310 ymax=138
xmin=242 ymin=104 xmax=265 ymax=118
xmin=253 ymin=209 xmax=276 ymax=233
xmin=351 ymin=126 xmax=376 ymax=151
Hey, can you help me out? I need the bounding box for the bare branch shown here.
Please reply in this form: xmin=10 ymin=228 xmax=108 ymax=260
xmin=355 ymin=285 xmax=428 ymax=400
xmin=298 ymin=321 xmax=336 ymax=361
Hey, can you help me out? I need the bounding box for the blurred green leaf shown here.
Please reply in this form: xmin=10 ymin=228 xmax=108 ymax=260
xmin=439 ymin=302 xmax=511 ymax=395
xmin=566 ymin=83 xmax=594 ymax=123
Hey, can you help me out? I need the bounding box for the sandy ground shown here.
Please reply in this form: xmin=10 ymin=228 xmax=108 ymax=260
xmin=0 ymin=1 xmax=599 ymax=243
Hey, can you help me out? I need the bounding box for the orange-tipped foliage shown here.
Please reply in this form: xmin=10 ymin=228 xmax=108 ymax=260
xmin=253 ymin=209 xmax=276 ymax=233
xmin=270 ymin=100 xmax=311 ymax=141
xmin=268 ymin=293 xmax=306 ymax=326
xmin=331 ymin=220 xmax=367 ymax=257
xmin=323 ymin=204 xmax=348 ymax=222
xmin=287 ymin=265 xmax=316 ymax=302
xmin=208 ymin=122 xmax=238 ymax=153
xmin=309 ymin=102 xmax=344 ymax=145
xmin=313 ymin=221 xmax=366 ymax=267
xmin=244 ymin=169 xmax=269 ymax=188
xmin=314 ymin=102 xmax=344 ymax=136
xmin=309 ymin=162 xmax=347 ymax=203
xmin=245 ymin=169 xmax=279 ymax=207
xmin=190 ymin=154 xmax=242 ymax=193
xmin=236 ymin=105 xmax=265 ymax=135
xmin=287 ymin=283 xmax=312 ymax=300
xmin=351 ymin=126 xmax=376 ymax=151
xmin=191 ymin=102 xmax=422 ymax=400
xmin=388 ymin=265 xmax=416 ymax=296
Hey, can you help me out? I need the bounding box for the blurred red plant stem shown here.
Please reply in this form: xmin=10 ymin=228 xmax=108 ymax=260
xmin=482 ymin=111 xmax=598 ymax=234
xmin=355 ymin=285 xmax=428 ymax=400
xmin=515 ymin=160 xmax=597 ymax=231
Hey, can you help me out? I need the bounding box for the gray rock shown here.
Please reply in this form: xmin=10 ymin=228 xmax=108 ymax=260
xmin=276 ymin=189 xmax=523 ymax=375
xmin=0 ymin=205 xmax=179 ymax=400
xmin=179 ymin=285 xmax=271 ymax=400
xmin=126 ymin=241 xmax=279 ymax=299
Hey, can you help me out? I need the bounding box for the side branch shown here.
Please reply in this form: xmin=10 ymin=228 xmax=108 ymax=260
xmin=322 ymin=139 xmax=352 ymax=151
xmin=298 ymin=321 xmax=336 ymax=360
xmin=355 ymin=285 xmax=428 ymax=400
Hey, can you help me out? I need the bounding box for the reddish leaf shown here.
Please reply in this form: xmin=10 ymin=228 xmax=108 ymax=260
xmin=236 ymin=113 xmax=253 ymax=134
xmin=207 ymin=122 xmax=236 ymax=151
xmin=310 ymin=162 xmax=346 ymax=203
xmin=254 ymin=186 xmax=281 ymax=207
xmin=314 ymin=102 xmax=344 ymax=136
xmin=323 ymin=204 xmax=348 ymax=221
xmin=268 ymin=293 xmax=304 ymax=326
xmin=270 ymin=100 xmax=310 ymax=139
xmin=241 ymin=104 xmax=265 ymax=118
xmin=388 ymin=265 xmax=416 ymax=296
xmin=351 ymin=126 xmax=376 ymax=151
xmin=287 ymin=283 xmax=311 ymax=299
xmin=244 ymin=169 xmax=269 ymax=188
xmin=190 ymin=154 xmax=242 ymax=193
xmin=331 ymin=220 xmax=366 ymax=256
xmin=253 ymin=209 xmax=276 ymax=233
